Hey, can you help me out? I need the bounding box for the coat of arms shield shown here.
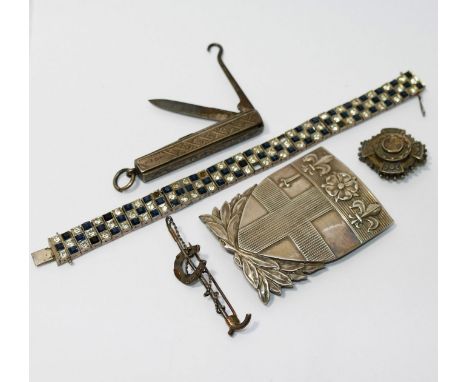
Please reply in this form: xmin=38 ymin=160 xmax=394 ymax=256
xmin=200 ymin=147 xmax=393 ymax=303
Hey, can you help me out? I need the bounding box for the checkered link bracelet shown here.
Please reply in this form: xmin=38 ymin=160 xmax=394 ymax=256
xmin=31 ymin=71 xmax=425 ymax=266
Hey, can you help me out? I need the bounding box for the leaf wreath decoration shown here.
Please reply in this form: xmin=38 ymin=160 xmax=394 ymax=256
xmin=199 ymin=185 xmax=325 ymax=304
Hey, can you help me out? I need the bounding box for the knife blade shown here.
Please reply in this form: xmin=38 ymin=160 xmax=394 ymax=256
xmin=149 ymin=99 xmax=237 ymax=122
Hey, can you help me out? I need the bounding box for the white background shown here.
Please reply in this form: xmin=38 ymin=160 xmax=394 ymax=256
xmin=30 ymin=1 xmax=437 ymax=381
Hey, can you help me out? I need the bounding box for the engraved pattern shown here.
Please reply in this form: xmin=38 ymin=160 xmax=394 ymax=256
xmin=137 ymin=112 xmax=260 ymax=169
xmin=251 ymin=178 xmax=290 ymax=212
xmin=294 ymin=150 xmax=393 ymax=243
xmin=289 ymin=222 xmax=335 ymax=262
xmin=238 ymin=188 xmax=331 ymax=253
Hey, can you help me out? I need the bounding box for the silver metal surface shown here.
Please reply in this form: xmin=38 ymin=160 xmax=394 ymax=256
xmin=200 ymin=147 xmax=393 ymax=303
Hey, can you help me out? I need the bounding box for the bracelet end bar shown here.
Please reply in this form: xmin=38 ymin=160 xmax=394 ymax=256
xmin=31 ymin=248 xmax=55 ymax=266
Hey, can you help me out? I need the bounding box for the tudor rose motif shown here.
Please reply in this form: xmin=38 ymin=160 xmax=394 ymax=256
xmin=322 ymin=172 xmax=359 ymax=202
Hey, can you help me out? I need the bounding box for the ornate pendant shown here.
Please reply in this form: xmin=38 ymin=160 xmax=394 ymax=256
xmin=358 ymin=128 xmax=427 ymax=179
xmin=200 ymin=147 xmax=393 ymax=303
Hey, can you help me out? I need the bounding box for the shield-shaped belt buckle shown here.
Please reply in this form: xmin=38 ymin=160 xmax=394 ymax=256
xmin=200 ymin=147 xmax=393 ymax=303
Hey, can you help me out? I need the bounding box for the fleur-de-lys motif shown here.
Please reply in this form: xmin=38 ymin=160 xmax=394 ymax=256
xmin=322 ymin=172 xmax=359 ymax=202
xmin=301 ymin=153 xmax=334 ymax=176
xmin=348 ymin=200 xmax=381 ymax=232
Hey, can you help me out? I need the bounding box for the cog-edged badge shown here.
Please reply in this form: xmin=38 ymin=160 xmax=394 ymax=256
xmin=358 ymin=128 xmax=426 ymax=180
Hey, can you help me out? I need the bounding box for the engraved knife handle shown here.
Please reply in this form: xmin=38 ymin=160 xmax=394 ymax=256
xmin=134 ymin=109 xmax=263 ymax=182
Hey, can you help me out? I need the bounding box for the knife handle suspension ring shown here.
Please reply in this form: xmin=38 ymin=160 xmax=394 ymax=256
xmin=113 ymin=167 xmax=137 ymax=192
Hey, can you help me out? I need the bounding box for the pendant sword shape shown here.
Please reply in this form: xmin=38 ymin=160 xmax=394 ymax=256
xmin=166 ymin=216 xmax=251 ymax=335
xmin=278 ymin=173 xmax=301 ymax=188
